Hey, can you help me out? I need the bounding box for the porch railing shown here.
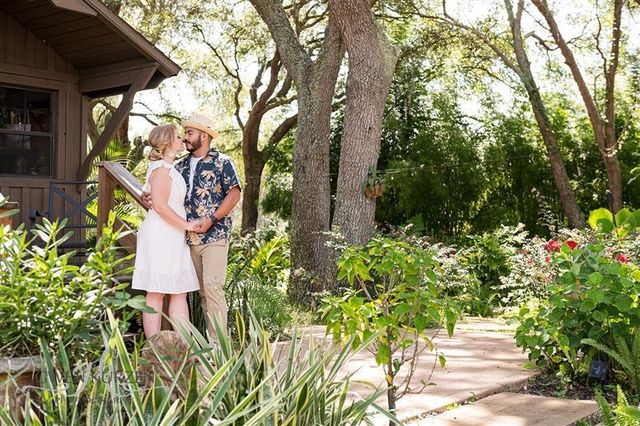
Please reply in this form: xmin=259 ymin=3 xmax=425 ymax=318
xmin=96 ymin=161 xmax=146 ymax=253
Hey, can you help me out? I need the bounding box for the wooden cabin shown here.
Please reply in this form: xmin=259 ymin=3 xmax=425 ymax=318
xmin=0 ymin=0 xmax=180 ymax=230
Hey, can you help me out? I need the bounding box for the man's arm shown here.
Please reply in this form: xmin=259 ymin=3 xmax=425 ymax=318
xmin=197 ymin=186 xmax=241 ymax=233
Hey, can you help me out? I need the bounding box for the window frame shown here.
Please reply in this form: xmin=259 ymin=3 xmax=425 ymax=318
xmin=0 ymin=84 xmax=56 ymax=178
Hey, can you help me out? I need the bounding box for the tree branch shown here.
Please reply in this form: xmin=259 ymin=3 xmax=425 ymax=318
xmin=261 ymin=114 xmax=298 ymax=161
xmin=410 ymin=0 xmax=523 ymax=78
xmin=250 ymin=56 xmax=267 ymax=106
xmin=248 ymin=0 xmax=313 ymax=85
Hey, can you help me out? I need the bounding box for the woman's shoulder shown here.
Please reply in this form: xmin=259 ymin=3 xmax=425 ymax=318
xmin=148 ymin=160 xmax=174 ymax=173
xmin=148 ymin=161 xmax=172 ymax=176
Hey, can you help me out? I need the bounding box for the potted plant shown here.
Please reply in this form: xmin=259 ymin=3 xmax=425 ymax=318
xmin=363 ymin=165 xmax=385 ymax=199
xmin=0 ymin=208 xmax=145 ymax=418
xmin=0 ymin=194 xmax=19 ymax=228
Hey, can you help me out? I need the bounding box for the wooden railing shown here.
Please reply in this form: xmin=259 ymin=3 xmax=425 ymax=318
xmin=97 ymin=161 xmax=146 ymax=253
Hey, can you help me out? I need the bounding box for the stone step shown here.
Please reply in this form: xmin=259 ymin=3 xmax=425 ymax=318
xmin=413 ymin=392 xmax=598 ymax=426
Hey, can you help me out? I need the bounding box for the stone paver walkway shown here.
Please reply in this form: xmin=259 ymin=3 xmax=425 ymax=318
xmin=281 ymin=319 xmax=539 ymax=425
xmin=417 ymin=392 xmax=598 ymax=426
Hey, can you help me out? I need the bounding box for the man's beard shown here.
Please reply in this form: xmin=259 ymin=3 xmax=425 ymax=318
xmin=186 ymin=139 xmax=201 ymax=153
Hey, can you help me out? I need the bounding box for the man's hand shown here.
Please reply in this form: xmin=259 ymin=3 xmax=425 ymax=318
xmin=196 ymin=217 xmax=215 ymax=233
xmin=141 ymin=191 xmax=153 ymax=210
xmin=186 ymin=219 xmax=203 ymax=232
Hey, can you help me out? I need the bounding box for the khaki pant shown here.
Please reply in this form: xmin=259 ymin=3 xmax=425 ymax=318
xmin=190 ymin=239 xmax=229 ymax=338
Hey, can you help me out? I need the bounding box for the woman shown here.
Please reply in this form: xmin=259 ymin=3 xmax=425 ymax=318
xmin=132 ymin=124 xmax=200 ymax=337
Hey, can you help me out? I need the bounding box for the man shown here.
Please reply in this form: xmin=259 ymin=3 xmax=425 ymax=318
xmin=143 ymin=113 xmax=241 ymax=337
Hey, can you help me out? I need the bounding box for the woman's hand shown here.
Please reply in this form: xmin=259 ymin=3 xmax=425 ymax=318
xmin=185 ymin=219 xmax=203 ymax=232
xmin=141 ymin=191 xmax=153 ymax=209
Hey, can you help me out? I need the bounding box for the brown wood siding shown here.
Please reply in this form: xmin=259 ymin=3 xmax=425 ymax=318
xmin=0 ymin=9 xmax=85 ymax=228
xmin=0 ymin=9 xmax=77 ymax=75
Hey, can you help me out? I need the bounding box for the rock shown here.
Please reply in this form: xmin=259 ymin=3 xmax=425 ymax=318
xmin=137 ymin=331 xmax=196 ymax=398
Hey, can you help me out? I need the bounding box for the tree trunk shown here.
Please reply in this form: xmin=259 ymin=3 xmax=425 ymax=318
xmin=505 ymin=0 xmax=585 ymax=228
xmin=240 ymin=102 xmax=266 ymax=234
xmin=532 ymin=0 xmax=623 ymax=211
xmin=330 ymin=0 xmax=399 ymax=245
xmin=241 ymin=154 xmax=265 ymax=234
xmin=248 ymin=0 xmax=346 ymax=304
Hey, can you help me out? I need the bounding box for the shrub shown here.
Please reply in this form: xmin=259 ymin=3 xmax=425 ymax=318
xmin=227 ymin=278 xmax=293 ymax=338
xmin=514 ymin=241 xmax=640 ymax=377
xmin=0 ymin=213 xmax=146 ymax=359
xmin=322 ymin=236 xmax=457 ymax=422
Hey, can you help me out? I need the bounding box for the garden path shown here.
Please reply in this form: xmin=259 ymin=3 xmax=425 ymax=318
xmin=279 ymin=318 xmax=548 ymax=424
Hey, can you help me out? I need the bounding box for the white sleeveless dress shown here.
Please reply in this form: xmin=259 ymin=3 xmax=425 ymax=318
xmin=132 ymin=160 xmax=199 ymax=294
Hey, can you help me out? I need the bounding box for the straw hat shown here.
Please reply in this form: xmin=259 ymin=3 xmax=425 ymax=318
xmin=181 ymin=113 xmax=219 ymax=139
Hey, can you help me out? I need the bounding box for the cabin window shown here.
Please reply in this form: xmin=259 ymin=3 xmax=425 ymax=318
xmin=0 ymin=85 xmax=54 ymax=177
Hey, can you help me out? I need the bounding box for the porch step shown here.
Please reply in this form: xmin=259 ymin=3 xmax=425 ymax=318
xmin=416 ymin=392 xmax=598 ymax=426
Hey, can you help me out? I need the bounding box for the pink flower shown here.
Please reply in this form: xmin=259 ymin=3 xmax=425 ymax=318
xmin=566 ymin=240 xmax=577 ymax=250
xmin=527 ymin=258 xmax=534 ymax=266
xmin=615 ymin=253 xmax=629 ymax=263
xmin=544 ymin=240 xmax=561 ymax=253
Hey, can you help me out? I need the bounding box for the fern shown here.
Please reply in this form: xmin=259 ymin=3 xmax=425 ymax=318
xmin=597 ymin=386 xmax=640 ymax=426
xmin=596 ymin=388 xmax=616 ymax=426
xmin=582 ymin=328 xmax=640 ymax=394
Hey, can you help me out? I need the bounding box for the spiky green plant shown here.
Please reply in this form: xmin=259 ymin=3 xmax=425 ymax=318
xmin=0 ymin=310 xmax=401 ymax=425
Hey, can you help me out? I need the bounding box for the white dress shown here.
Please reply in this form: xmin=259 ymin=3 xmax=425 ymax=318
xmin=132 ymin=160 xmax=199 ymax=294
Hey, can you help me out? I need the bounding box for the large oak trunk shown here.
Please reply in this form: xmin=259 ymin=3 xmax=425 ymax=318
xmin=330 ymin=0 xmax=399 ymax=246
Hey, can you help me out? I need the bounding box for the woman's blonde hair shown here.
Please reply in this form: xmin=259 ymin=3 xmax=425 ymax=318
xmin=148 ymin=124 xmax=177 ymax=161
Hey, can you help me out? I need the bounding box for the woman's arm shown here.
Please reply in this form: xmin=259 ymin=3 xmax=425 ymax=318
xmin=149 ymin=168 xmax=196 ymax=231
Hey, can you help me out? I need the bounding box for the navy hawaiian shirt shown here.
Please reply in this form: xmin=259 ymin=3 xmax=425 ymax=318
xmin=175 ymin=148 xmax=241 ymax=245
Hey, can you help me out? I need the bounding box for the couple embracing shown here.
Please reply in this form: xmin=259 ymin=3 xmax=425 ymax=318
xmin=131 ymin=114 xmax=241 ymax=339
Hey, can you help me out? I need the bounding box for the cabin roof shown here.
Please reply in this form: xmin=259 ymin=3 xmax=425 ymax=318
xmin=0 ymin=0 xmax=181 ymax=96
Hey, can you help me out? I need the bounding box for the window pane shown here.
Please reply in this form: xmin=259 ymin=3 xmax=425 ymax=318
xmin=0 ymin=86 xmax=52 ymax=133
xmin=0 ymin=85 xmax=54 ymax=176
xmin=0 ymin=133 xmax=52 ymax=176
xmin=26 ymin=90 xmax=52 ymax=133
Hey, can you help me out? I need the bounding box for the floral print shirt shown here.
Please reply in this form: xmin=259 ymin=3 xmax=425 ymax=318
xmin=175 ymin=148 xmax=241 ymax=245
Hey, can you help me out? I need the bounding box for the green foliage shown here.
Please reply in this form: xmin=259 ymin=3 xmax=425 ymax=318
xmin=498 ymin=234 xmax=556 ymax=306
xmin=0 ymin=194 xmax=19 ymax=220
xmin=589 ymin=207 xmax=640 ymax=237
xmin=228 ymin=278 xmax=293 ymax=337
xmin=514 ymin=242 xmax=640 ymax=377
xmin=596 ymin=386 xmax=640 ymax=426
xmin=435 ymin=225 xmax=526 ymax=315
xmin=186 ymin=227 xmax=295 ymax=339
xmin=322 ymin=236 xmax=458 ymax=414
xmin=227 ymin=227 xmax=290 ymax=289
xmin=463 ymin=232 xmax=510 ymax=286
xmin=0 ymin=311 xmax=398 ymax=425
xmin=0 ymin=212 xmax=147 ymax=358
xmin=376 ymin=83 xmax=486 ymax=236
xmin=582 ymin=327 xmax=640 ymax=395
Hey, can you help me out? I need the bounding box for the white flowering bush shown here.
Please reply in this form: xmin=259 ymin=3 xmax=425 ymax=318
xmin=0 ymin=212 xmax=146 ymax=358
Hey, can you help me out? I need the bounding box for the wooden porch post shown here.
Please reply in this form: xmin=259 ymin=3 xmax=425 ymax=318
xmin=97 ymin=164 xmax=115 ymax=238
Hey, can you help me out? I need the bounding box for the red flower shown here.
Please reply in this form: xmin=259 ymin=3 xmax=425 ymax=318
xmin=615 ymin=253 xmax=629 ymax=263
xmin=566 ymin=240 xmax=577 ymax=250
xmin=545 ymin=256 xmax=551 ymax=263
xmin=544 ymin=240 xmax=561 ymax=253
